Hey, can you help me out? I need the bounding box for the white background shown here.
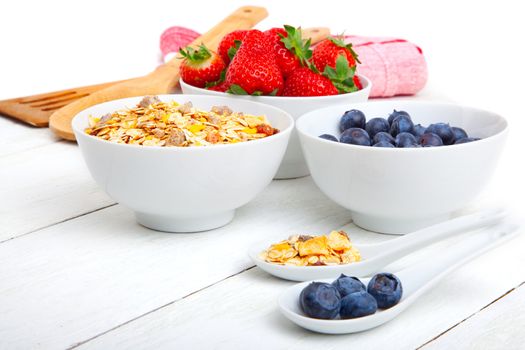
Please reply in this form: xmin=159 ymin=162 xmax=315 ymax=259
xmin=2 ymin=0 xmax=524 ymax=211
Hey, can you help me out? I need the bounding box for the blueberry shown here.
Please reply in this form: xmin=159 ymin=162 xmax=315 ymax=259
xmin=413 ymin=124 xmax=427 ymax=137
xmin=300 ymin=282 xmax=341 ymax=319
xmin=332 ymin=274 xmax=366 ymax=297
xmin=455 ymin=137 xmax=480 ymax=144
xmin=367 ymin=273 xmax=403 ymax=309
xmin=419 ymin=132 xmax=443 ymax=147
xmin=395 ymin=132 xmax=418 ymax=148
xmin=373 ymin=141 xmax=395 ymax=148
xmin=365 ymin=118 xmax=390 ymax=139
xmin=339 ymin=291 xmax=378 ymax=319
xmin=373 ymin=131 xmax=395 ymax=145
xmin=451 ymin=126 xmax=468 ymax=140
xmin=340 ymin=128 xmax=371 ymax=146
xmin=426 ymin=123 xmax=455 ymax=145
xmin=390 ymin=115 xmax=414 ymax=137
xmin=319 ymin=134 xmax=338 ymax=142
xmin=340 ymin=109 xmax=366 ymax=132
xmin=387 ymin=109 xmax=411 ymax=125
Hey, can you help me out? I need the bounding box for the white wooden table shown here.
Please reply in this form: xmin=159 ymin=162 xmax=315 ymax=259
xmin=2 ymin=1 xmax=524 ymax=349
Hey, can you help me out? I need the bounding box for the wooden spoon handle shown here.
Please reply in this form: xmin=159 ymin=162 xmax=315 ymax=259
xmin=301 ymin=27 xmax=331 ymax=44
xmin=49 ymin=6 xmax=268 ymax=141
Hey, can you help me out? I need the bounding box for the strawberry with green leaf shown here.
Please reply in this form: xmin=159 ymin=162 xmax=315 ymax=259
xmin=312 ymin=36 xmax=362 ymax=93
xmin=225 ymin=30 xmax=283 ymax=96
xmin=265 ymin=25 xmax=312 ymax=78
xmin=179 ymin=44 xmax=226 ymax=88
xmin=312 ymin=36 xmax=360 ymax=73
xmin=282 ymin=67 xmax=338 ymax=97
xmin=217 ymin=30 xmax=248 ymax=65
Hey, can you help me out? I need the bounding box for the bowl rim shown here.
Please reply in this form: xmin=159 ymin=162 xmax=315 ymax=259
xmin=180 ymin=74 xmax=372 ymax=101
xmin=296 ymin=100 xmax=509 ymax=152
xmin=72 ymin=94 xmax=295 ymax=152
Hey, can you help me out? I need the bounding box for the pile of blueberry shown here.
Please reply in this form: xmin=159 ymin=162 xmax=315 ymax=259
xmin=299 ymin=273 xmax=402 ymax=320
xmin=319 ymin=109 xmax=480 ymax=148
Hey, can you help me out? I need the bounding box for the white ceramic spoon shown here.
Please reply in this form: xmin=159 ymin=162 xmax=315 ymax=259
xmin=278 ymin=221 xmax=520 ymax=334
xmin=249 ymin=208 xmax=507 ymax=281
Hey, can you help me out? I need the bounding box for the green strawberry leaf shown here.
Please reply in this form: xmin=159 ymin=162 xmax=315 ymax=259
xmin=227 ymin=40 xmax=242 ymax=61
xmin=322 ymin=54 xmax=358 ymax=94
xmin=251 ymin=91 xmax=263 ymax=96
xmin=280 ymin=25 xmax=313 ymax=67
xmin=178 ymin=44 xmax=212 ymax=62
xmin=227 ymin=84 xmax=249 ymax=95
xmin=269 ymin=88 xmax=279 ymax=96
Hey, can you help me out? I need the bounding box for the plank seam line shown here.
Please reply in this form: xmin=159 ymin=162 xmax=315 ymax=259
xmin=0 ymin=138 xmax=64 ymax=160
xmin=67 ymin=266 xmax=256 ymax=349
xmin=416 ymin=280 xmax=525 ymax=349
xmin=0 ymin=203 xmax=117 ymax=244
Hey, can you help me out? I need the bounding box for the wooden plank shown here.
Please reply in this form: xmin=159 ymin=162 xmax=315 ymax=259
xmin=0 ymin=177 xmax=353 ymax=349
xmin=422 ymin=283 xmax=525 ymax=350
xmin=75 ymin=231 xmax=525 ymax=350
xmin=0 ymin=142 xmax=114 ymax=241
xmin=0 ymin=116 xmax=58 ymax=158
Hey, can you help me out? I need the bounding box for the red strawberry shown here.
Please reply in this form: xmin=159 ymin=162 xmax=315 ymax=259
xmin=353 ymin=76 xmax=362 ymax=90
xmin=179 ymin=45 xmax=226 ymax=88
xmin=217 ymin=30 xmax=247 ymax=65
xmin=312 ymin=36 xmax=359 ymax=73
xmin=207 ymin=82 xmax=229 ymax=92
xmin=225 ymin=30 xmax=283 ymax=95
xmin=282 ymin=67 xmax=338 ymax=96
xmin=264 ymin=26 xmax=312 ymax=78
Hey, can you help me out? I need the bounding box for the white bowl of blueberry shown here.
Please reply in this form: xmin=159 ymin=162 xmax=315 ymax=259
xmin=296 ymin=101 xmax=508 ymax=234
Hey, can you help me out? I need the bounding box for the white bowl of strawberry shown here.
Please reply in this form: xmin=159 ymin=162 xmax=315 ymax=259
xmin=179 ymin=26 xmax=371 ymax=179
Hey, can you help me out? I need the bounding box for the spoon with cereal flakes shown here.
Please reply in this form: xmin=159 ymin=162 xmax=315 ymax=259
xmin=249 ymin=208 xmax=507 ymax=281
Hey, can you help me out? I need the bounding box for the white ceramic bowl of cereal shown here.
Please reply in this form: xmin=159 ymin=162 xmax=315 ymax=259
xmin=296 ymin=101 xmax=508 ymax=234
xmin=72 ymin=94 xmax=293 ymax=232
xmin=180 ymin=75 xmax=371 ymax=179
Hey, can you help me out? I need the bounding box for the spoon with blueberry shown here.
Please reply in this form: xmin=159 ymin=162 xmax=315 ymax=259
xmin=278 ymin=221 xmax=519 ymax=334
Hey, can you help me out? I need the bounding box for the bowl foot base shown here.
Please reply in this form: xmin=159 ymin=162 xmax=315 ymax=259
xmin=135 ymin=210 xmax=235 ymax=233
xmin=351 ymin=212 xmax=452 ymax=235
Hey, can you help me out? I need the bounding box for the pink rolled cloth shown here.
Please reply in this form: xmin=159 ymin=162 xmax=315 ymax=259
xmin=345 ymin=36 xmax=427 ymax=97
xmin=159 ymin=27 xmax=427 ymax=97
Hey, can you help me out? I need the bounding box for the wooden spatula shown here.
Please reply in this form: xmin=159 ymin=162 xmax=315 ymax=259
xmin=0 ymin=79 xmax=132 ymax=127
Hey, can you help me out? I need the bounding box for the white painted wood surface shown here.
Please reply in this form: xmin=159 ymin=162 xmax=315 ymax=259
xmin=74 ymin=233 xmax=525 ymax=350
xmin=423 ymin=284 xmax=525 ymax=350
xmin=2 ymin=0 xmax=525 ymax=349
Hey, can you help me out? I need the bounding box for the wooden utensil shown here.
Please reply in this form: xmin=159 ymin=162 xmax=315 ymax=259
xmin=0 ymin=79 xmax=131 ymax=127
xmin=49 ymin=23 xmax=332 ymax=141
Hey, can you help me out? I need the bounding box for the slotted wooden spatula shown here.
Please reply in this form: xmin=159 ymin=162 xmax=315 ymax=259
xmin=0 ymin=79 xmax=131 ymax=127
